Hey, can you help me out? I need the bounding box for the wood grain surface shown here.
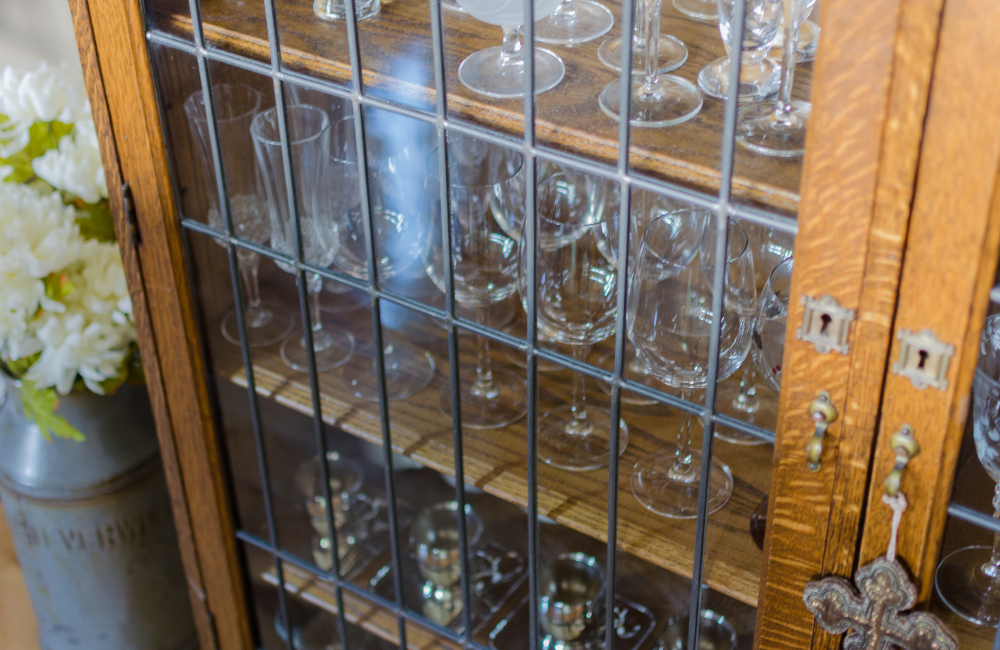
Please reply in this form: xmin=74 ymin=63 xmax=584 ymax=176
xmin=0 ymin=505 xmax=40 ymax=650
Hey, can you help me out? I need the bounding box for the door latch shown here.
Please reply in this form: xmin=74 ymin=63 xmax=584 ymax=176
xmin=121 ymin=182 xmax=140 ymax=247
xmin=884 ymin=425 xmax=919 ymax=496
xmin=805 ymin=391 xmax=838 ymax=472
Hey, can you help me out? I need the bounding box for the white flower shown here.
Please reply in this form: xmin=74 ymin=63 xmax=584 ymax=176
xmin=25 ymin=309 xmax=131 ymax=394
xmin=76 ymin=240 xmax=131 ymax=324
xmin=32 ymin=120 xmax=108 ymax=202
xmin=0 ymin=182 xmax=81 ymax=279
xmin=0 ymin=62 xmax=89 ymax=159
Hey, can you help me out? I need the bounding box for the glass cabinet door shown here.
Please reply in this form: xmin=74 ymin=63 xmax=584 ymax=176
xmin=72 ymin=0 xmax=948 ymax=646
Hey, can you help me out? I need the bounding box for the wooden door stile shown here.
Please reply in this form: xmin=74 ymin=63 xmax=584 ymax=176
xmin=80 ymin=0 xmax=253 ymax=648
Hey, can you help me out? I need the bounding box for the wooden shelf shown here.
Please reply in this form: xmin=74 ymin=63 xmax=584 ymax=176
xmin=149 ymin=0 xmax=810 ymax=213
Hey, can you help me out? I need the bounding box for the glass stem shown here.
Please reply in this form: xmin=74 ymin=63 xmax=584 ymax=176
xmin=640 ymin=0 xmax=661 ymax=90
xmin=499 ymin=25 xmax=524 ymax=68
xmin=775 ymin=0 xmax=801 ymax=117
xmin=669 ymin=389 xmax=697 ymax=482
xmin=472 ymin=305 xmax=496 ymax=397
xmin=552 ymin=0 xmax=577 ymax=18
xmin=566 ymin=344 xmax=593 ymax=436
xmin=983 ymin=484 xmax=1000 ymax=580
xmin=631 ymin=0 xmax=646 ymax=53
xmin=240 ymin=256 xmax=270 ymax=328
xmin=308 ymin=273 xmax=324 ymax=335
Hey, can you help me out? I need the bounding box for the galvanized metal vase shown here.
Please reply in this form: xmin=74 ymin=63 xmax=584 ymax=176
xmin=0 ymin=376 xmax=197 ymax=650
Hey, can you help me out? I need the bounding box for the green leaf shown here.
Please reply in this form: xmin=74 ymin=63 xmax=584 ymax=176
xmin=42 ymin=272 xmax=74 ymax=302
xmin=0 ymin=120 xmax=74 ymax=185
xmin=3 ymin=352 xmax=41 ymax=379
xmin=19 ymin=380 xmax=85 ymax=442
xmin=73 ymin=198 xmax=116 ymax=243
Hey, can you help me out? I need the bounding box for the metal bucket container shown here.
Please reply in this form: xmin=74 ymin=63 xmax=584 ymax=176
xmin=0 ymin=377 xmax=197 ymax=650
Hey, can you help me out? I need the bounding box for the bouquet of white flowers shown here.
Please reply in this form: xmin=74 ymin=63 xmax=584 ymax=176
xmin=0 ymin=61 xmax=137 ymax=441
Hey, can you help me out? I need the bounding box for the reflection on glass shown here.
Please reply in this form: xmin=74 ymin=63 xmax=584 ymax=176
xmin=411 ymin=502 xmax=483 ymax=625
xmin=598 ymin=0 xmax=702 ymax=127
xmin=735 ymin=0 xmax=817 ymax=157
xmin=697 ymin=0 xmax=782 ymax=103
xmin=522 ymin=171 xmax=628 ymax=471
xmin=651 ymin=610 xmax=738 ymax=650
xmin=539 ymin=554 xmax=605 ymax=646
xmin=251 ymin=104 xmax=356 ymax=371
xmin=321 ymin=115 xmax=436 ymax=401
xmin=772 ymin=7 xmax=821 ymax=63
xmin=425 ymin=133 xmax=527 ymax=428
xmin=936 ymin=313 xmax=1000 ymax=627
xmin=184 ymin=84 xmax=294 ymax=348
xmin=455 ymin=0 xmax=565 ymax=98
xmin=534 ymin=0 xmax=614 ymax=46
xmin=313 ymin=0 xmax=380 ymax=23
xmin=751 ymin=256 xmax=792 ymax=395
xmin=627 ymin=213 xmax=755 ymax=517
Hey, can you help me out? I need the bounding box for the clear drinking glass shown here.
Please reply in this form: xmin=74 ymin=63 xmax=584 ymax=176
xmin=520 ymin=171 xmax=629 ymax=471
xmin=321 ymin=115 xmax=436 ymax=401
xmin=184 ymin=85 xmax=294 ymax=348
xmin=313 ymin=0 xmax=379 ymax=22
xmin=735 ymin=0 xmax=817 ymax=156
xmin=627 ymin=211 xmax=755 ymax=517
xmin=936 ymin=313 xmax=1000 ymax=627
xmin=697 ymin=0 xmax=782 ymax=102
xmin=715 ymin=223 xmax=793 ymax=443
xmin=425 ymin=133 xmax=527 ymax=429
xmin=597 ymin=0 xmax=688 ymax=77
xmin=251 ymin=104 xmax=356 ymax=372
xmin=534 ymin=0 xmax=614 ymax=45
xmin=598 ymin=0 xmax=702 ymax=127
xmin=455 ymin=0 xmax=565 ymax=98
xmin=750 ymin=256 xmax=792 ymax=395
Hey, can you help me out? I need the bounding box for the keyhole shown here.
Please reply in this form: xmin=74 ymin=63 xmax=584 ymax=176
xmin=819 ymin=313 xmax=832 ymax=336
xmin=917 ymin=349 xmax=929 ymax=370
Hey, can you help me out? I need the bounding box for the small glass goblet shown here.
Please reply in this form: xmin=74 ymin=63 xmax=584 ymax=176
xmin=534 ymin=0 xmax=614 ymax=46
xmin=627 ymin=211 xmax=755 ymax=517
xmin=697 ymin=0 xmax=782 ymax=103
xmin=455 ymin=0 xmax=565 ymax=98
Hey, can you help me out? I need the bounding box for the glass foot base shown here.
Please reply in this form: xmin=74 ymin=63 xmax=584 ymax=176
xmin=539 ymin=405 xmax=629 ymax=471
xmin=596 ymin=34 xmax=688 ymax=75
xmin=440 ymin=369 xmax=527 ymax=429
xmin=599 ymin=76 xmax=703 ymax=128
xmin=713 ymin=379 xmax=775 ymax=445
xmin=340 ymin=340 xmax=436 ymax=401
xmin=672 ymin=0 xmax=717 ymax=21
xmin=534 ymin=0 xmax=614 ymax=45
xmin=936 ymin=545 xmax=1000 ymax=627
xmin=222 ymin=302 xmax=295 ymax=348
xmin=735 ymin=100 xmax=812 ymax=157
xmin=458 ymin=47 xmax=565 ymax=99
xmin=631 ymin=448 xmax=733 ymax=518
xmin=441 ymin=0 xmax=465 ymax=11
xmin=771 ymin=19 xmax=820 ymax=63
xmin=697 ymin=56 xmax=779 ymax=103
xmin=313 ymin=0 xmax=380 ymax=21
xmin=280 ymin=328 xmax=356 ymax=372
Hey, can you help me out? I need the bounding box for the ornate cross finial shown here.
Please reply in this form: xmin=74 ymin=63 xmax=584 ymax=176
xmin=804 ymin=557 xmax=957 ymax=650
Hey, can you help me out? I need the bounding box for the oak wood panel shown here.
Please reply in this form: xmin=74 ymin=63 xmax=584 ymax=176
xmin=83 ymin=0 xmax=253 ymax=648
xmin=752 ymin=0 xmax=937 ymax=647
xmin=857 ymin=0 xmax=1000 ymax=602
xmin=149 ymin=0 xmax=810 ymax=213
xmin=67 ymin=1 xmax=216 ymax=646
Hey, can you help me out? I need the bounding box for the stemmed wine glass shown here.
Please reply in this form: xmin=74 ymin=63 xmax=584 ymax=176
xmin=596 ymin=0 xmax=688 ymax=77
xmin=697 ymin=0 xmax=782 ymax=102
xmin=715 ymin=224 xmax=793 ymax=443
xmin=425 ymin=133 xmax=527 ymax=429
xmin=598 ymin=0 xmax=703 ymax=127
xmin=455 ymin=0 xmax=565 ymax=98
xmin=735 ymin=0 xmax=817 ymax=156
xmin=936 ymin=313 xmax=1000 ymax=627
xmin=321 ymin=115 xmax=436 ymax=401
xmin=627 ymin=211 xmax=755 ymax=517
xmin=534 ymin=0 xmax=614 ymax=46
xmin=184 ymin=85 xmax=294 ymax=348
xmin=251 ymin=104 xmax=355 ymax=372
xmin=520 ymin=171 xmax=628 ymax=471
xmin=751 ymin=256 xmax=792 ymax=395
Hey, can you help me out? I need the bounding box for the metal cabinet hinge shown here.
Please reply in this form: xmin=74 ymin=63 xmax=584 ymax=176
xmin=891 ymin=329 xmax=954 ymax=390
xmin=121 ymin=182 xmax=140 ymax=247
xmin=796 ymin=295 xmax=855 ymax=355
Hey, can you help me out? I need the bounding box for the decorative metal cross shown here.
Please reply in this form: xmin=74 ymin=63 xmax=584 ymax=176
xmin=803 ymin=557 xmax=957 ymax=650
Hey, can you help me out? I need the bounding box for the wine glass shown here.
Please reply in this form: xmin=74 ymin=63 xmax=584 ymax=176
xmin=735 ymin=0 xmax=817 ymax=157
xmin=321 ymin=114 xmax=436 ymax=401
xmin=251 ymin=104 xmax=355 ymax=372
xmin=751 ymin=256 xmax=792 ymax=395
xmin=598 ymin=0 xmax=703 ymax=127
xmin=673 ymin=0 xmax=718 ymax=21
xmin=183 ymin=85 xmax=294 ymax=348
xmin=455 ymin=0 xmax=566 ymax=98
xmin=627 ymin=211 xmax=755 ymax=517
xmin=936 ymin=313 xmax=1000 ymax=627
xmin=313 ymin=0 xmax=379 ymax=23
xmin=425 ymin=133 xmax=527 ymax=429
xmin=697 ymin=0 xmax=782 ymax=103
xmin=534 ymin=0 xmax=614 ymax=46
xmin=715 ymin=224 xmax=793 ymax=443
xmin=596 ymin=0 xmax=688 ymax=77
xmin=520 ymin=170 xmax=629 ymax=471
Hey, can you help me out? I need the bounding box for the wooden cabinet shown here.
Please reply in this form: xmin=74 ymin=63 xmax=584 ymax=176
xmin=66 ymin=0 xmax=1000 ymax=646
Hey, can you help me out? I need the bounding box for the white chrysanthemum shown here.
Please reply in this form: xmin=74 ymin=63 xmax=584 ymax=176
xmin=25 ymin=310 xmax=132 ymax=394
xmin=76 ymin=240 xmax=132 ymax=324
xmin=0 ymin=62 xmax=89 ymax=158
xmin=0 ymin=182 xmax=82 ymax=279
xmin=32 ymin=120 xmax=108 ymax=203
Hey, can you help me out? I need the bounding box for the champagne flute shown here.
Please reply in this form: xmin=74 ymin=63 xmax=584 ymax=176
xmin=735 ymin=0 xmax=817 ymax=156
xmin=425 ymin=133 xmax=527 ymax=429
xmin=598 ymin=0 xmax=703 ymax=127
xmin=697 ymin=0 xmax=782 ymax=102
xmin=455 ymin=0 xmax=565 ymax=98
xmin=251 ymin=104 xmax=355 ymax=372
xmin=627 ymin=211 xmax=755 ymax=517
xmin=184 ymin=85 xmax=294 ymax=348
xmin=520 ymin=171 xmax=629 ymax=471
